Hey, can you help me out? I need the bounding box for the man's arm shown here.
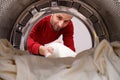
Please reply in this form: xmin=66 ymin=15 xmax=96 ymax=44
xmin=27 ymin=30 xmax=41 ymax=55
xmin=63 ymin=21 xmax=75 ymax=51
xmin=27 ymin=31 xmax=54 ymax=56
xmin=27 ymin=20 xmax=54 ymax=55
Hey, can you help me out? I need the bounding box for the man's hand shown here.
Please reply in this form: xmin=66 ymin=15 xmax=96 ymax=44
xmin=39 ymin=45 xmax=54 ymax=56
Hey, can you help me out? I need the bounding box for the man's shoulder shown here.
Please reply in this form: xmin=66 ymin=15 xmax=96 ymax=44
xmin=37 ymin=15 xmax=51 ymax=25
xmin=42 ymin=15 xmax=51 ymax=21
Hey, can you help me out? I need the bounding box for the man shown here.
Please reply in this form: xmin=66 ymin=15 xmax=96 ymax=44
xmin=27 ymin=13 xmax=75 ymax=56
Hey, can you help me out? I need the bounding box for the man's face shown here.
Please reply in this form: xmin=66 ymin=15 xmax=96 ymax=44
xmin=50 ymin=13 xmax=73 ymax=31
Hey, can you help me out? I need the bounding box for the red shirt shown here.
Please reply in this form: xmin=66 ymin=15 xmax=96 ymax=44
xmin=27 ymin=15 xmax=75 ymax=55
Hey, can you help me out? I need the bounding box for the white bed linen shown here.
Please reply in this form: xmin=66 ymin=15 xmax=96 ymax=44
xmin=0 ymin=39 xmax=120 ymax=80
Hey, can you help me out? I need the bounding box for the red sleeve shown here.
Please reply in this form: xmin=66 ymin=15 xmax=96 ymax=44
xmin=27 ymin=20 xmax=42 ymax=55
xmin=63 ymin=21 xmax=75 ymax=52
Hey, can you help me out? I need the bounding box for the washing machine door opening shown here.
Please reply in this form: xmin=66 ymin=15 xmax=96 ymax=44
xmin=10 ymin=0 xmax=109 ymax=53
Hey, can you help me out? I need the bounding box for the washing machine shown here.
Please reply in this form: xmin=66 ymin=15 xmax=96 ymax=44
xmin=0 ymin=0 xmax=120 ymax=52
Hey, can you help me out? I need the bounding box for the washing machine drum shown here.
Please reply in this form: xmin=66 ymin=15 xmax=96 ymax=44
xmin=0 ymin=0 xmax=120 ymax=50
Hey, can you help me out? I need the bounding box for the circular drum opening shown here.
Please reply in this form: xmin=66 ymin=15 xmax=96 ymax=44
xmin=10 ymin=0 xmax=109 ymax=53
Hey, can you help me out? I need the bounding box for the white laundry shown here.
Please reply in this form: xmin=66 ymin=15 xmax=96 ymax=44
xmin=0 ymin=39 xmax=120 ymax=80
xmin=45 ymin=42 xmax=76 ymax=58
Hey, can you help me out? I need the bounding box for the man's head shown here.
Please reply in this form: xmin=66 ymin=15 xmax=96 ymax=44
xmin=50 ymin=13 xmax=73 ymax=31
